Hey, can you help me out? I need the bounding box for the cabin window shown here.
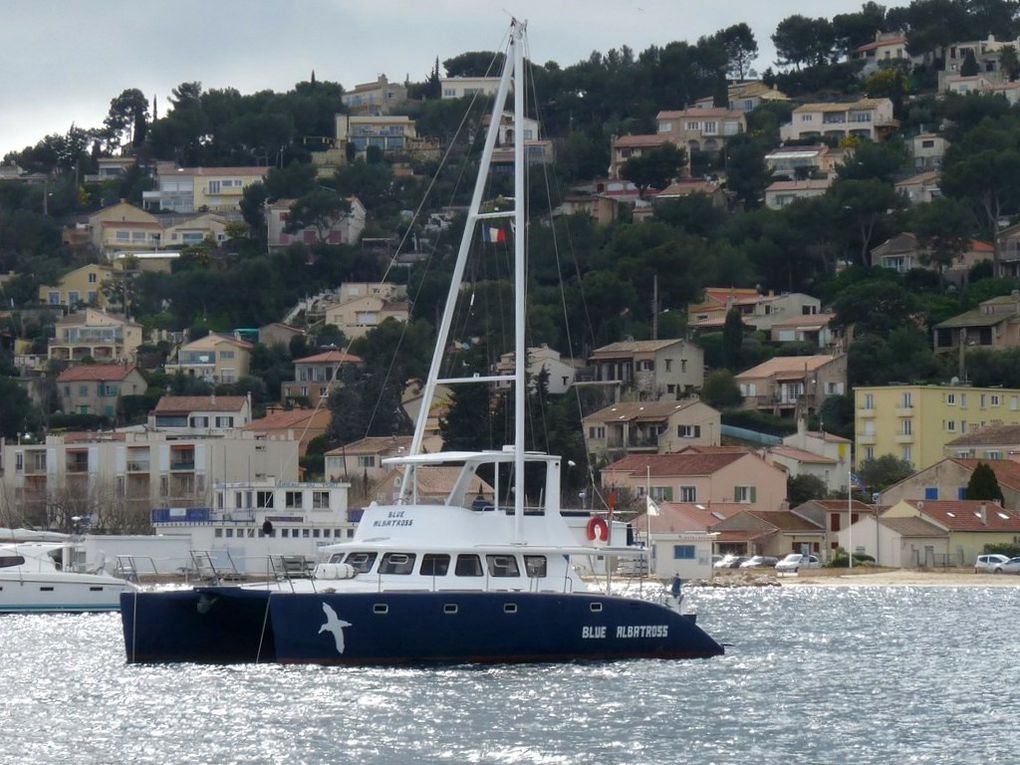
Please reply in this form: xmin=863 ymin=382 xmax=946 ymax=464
xmin=344 ymin=552 xmax=378 ymax=573
xmin=0 ymin=555 xmax=26 ymax=568
xmin=444 ymin=603 xmax=458 ymax=614
xmin=455 ymin=554 xmax=484 ymax=577
xmin=504 ymin=603 xmax=518 ymax=614
xmin=523 ymin=555 xmax=547 ymax=578
xmin=486 ymin=555 xmax=520 ymax=577
xmin=378 ymin=552 xmax=416 ymax=575
xmin=90 ymin=586 xmax=103 ymax=591
xmin=40 ymin=586 xmax=54 ymax=591
xmin=589 ymin=602 xmax=603 ymax=613
xmin=420 ymin=554 xmax=451 ymax=576
xmin=328 ymin=553 xmax=344 ymax=564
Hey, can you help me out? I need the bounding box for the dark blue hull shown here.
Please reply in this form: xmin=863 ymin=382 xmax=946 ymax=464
xmin=121 ymin=589 xmax=724 ymax=664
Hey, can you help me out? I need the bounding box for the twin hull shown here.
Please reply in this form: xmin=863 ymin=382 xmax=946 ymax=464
xmin=120 ymin=588 xmax=725 ymax=664
xmin=1 ymin=573 xmax=131 ymax=613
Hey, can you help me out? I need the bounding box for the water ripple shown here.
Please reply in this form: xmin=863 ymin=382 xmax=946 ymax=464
xmin=3 ymin=587 xmax=1020 ymax=763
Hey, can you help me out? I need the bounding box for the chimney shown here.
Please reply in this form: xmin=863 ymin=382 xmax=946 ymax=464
xmin=979 ymin=502 xmax=988 ymax=525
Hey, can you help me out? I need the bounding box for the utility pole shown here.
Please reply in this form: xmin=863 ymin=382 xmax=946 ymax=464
xmin=651 ymin=273 xmax=659 ymax=340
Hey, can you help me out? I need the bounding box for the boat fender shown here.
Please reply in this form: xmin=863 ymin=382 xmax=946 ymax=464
xmin=586 ymin=516 xmax=609 ymax=542
xmin=314 ymin=563 xmax=357 ymax=580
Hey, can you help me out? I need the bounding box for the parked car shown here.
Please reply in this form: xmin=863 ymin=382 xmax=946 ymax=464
xmin=739 ymin=555 xmax=779 ymax=569
xmin=975 ymin=554 xmax=1011 ymax=573
xmin=713 ymin=554 xmax=749 ymax=569
xmin=775 ymin=553 xmax=821 ymax=573
xmin=992 ymin=556 xmax=1020 ymax=574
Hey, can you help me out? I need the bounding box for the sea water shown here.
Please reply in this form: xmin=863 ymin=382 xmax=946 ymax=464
xmin=2 ymin=585 xmax=1018 ymax=764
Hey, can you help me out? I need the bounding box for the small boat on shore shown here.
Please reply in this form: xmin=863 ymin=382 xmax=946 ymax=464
xmin=119 ymin=19 xmax=724 ymax=665
xmin=1 ymin=541 xmax=137 ymax=613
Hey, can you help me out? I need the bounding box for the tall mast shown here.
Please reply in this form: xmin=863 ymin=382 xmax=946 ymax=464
xmin=398 ymin=21 xmax=527 ymax=505
xmin=511 ymin=20 xmax=527 ymax=537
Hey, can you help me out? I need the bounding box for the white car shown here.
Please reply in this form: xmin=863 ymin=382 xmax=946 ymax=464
xmin=975 ymin=554 xmax=1011 ymax=573
xmin=991 ymin=556 xmax=1020 ymax=574
xmin=775 ymin=553 xmax=821 ymax=573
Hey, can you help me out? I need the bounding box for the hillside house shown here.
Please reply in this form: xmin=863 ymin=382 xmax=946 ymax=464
xmin=589 ymin=339 xmax=704 ymax=401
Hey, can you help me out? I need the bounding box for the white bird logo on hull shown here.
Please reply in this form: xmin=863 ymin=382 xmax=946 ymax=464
xmin=319 ymin=602 xmax=352 ymax=654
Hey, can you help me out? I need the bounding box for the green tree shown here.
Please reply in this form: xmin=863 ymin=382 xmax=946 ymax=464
xmin=285 ymin=189 xmax=351 ymax=243
xmin=713 ymin=23 xmax=759 ymax=80
xmin=772 ymin=15 xmax=835 ymax=69
xmin=103 ymin=88 xmax=150 ymax=149
xmin=788 ymin=474 xmax=829 ymax=506
xmin=700 ymin=369 xmax=743 ymax=408
xmin=722 ymin=307 xmax=745 ymax=371
xmin=858 ymin=454 xmax=914 ymax=491
xmin=620 ymin=143 xmax=686 ymax=199
xmin=724 ymin=135 xmax=772 ymax=209
xmin=831 ymin=178 xmax=901 ymax=264
xmin=0 ymin=376 xmax=37 ymax=439
xmin=912 ymin=197 xmax=977 ymax=273
xmin=966 ymin=462 xmax=1005 ymax=503
xmin=1001 ymin=45 xmax=1020 ymax=81
xmin=960 ymin=49 xmax=979 ymax=77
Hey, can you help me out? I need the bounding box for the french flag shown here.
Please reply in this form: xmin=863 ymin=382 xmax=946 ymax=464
xmin=482 ymin=226 xmax=506 ymax=243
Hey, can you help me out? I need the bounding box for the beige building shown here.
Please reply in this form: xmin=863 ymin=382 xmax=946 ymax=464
xmin=910 ymin=133 xmax=949 ymax=172
xmin=896 ymin=171 xmax=941 ymax=206
xmin=688 ymin=291 xmax=822 ymax=332
xmin=779 ymin=98 xmax=896 ymax=142
xmin=440 ymin=76 xmax=501 ymax=99
xmin=143 ymin=165 xmax=267 ymax=214
xmin=336 ymin=115 xmax=429 ymax=157
xmin=589 ymin=339 xmax=704 ymax=401
xmin=282 ymin=350 xmax=363 ymax=403
xmin=266 ymin=196 xmax=366 ymax=250
xmin=871 ymin=232 xmax=992 ymax=277
xmin=770 ymin=313 xmax=837 ymax=349
xmin=87 ymin=201 xmax=162 ymax=254
xmin=879 ymin=456 xmax=1020 ymax=511
xmin=608 ymin=134 xmax=673 ymax=181
xmin=56 ymin=364 xmax=148 ymax=418
xmin=583 ymin=399 xmax=721 ymax=460
xmin=324 ymin=435 xmax=415 ymax=486
xmin=0 ymin=430 xmax=299 ymax=529
xmin=601 ymin=449 xmax=787 ymax=511
xmin=710 ymin=510 xmax=825 ymax=558
xmin=735 ymin=354 xmax=847 ymax=417
xmin=790 ymin=498 xmax=876 ymax=561
xmin=851 ymin=32 xmax=911 ymax=73
xmin=323 ymin=294 xmax=410 ymax=340
xmin=341 ymin=74 xmax=408 ymax=114
xmin=149 ymin=395 xmax=253 ymax=433
xmin=934 ymin=291 xmax=1020 ymax=354
xmin=244 ymin=407 xmax=333 ymax=456
xmin=944 ymin=424 xmax=1020 ymax=460
xmin=855 ymin=498 xmax=1020 ymax=567
xmin=161 ymin=212 xmax=231 ymax=248
xmin=38 ymin=264 xmax=113 ymax=309
xmin=49 ymin=309 xmax=143 ymax=363
xmin=776 ymin=422 xmax=852 ymax=495
xmin=656 ymin=108 xmax=746 ymax=155
xmin=764 ymin=145 xmax=836 ymax=179
xmin=166 ymin=333 xmax=253 ymax=383
xmin=764 ymin=178 xmax=833 ymax=209
xmin=494 ymin=345 xmax=578 ymax=395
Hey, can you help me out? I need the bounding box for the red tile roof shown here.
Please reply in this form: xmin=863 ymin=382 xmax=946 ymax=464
xmin=295 ymin=351 xmax=364 ymax=365
xmin=633 ymin=501 xmax=746 ymax=533
xmin=603 ymin=451 xmax=746 ymax=477
xmin=245 ymin=408 xmax=331 ymax=431
xmin=905 ymin=499 xmax=1020 ymax=531
xmin=770 ymin=446 xmax=837 ymax=465
xmin=153 ymin=395 xmax=248 ymax=413
xmin=57 ymin=364 xmax=138 ymax=382
xmin=951 ymin=458 xmax=1020 ymax=492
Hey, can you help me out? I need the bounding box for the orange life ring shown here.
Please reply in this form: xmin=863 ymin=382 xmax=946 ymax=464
xmin=586 ymin=516 xmax=609 ymax=542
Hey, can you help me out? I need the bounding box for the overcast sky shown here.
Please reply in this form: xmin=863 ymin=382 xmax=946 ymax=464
xmin=2 ymin=0 xmax=886 ymax=158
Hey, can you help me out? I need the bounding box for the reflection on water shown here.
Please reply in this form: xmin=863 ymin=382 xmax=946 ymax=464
xmin=2 ymin=586 xmax=1019 ymax=764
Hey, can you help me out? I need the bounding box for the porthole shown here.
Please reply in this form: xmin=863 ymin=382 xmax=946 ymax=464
xmin=503 ymin=603 xmax=518 ymax=614
xmin=444 ymin=604 xmax=458 ymax=614
xmin=373 ymin=603 xmax=389 ymax=614
xmin=589 ymin=602 xmax=603 ymax=613
xmin=89 ymin=586 xmax=103 ymax=591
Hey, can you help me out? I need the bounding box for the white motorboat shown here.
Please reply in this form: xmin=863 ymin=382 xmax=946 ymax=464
xmin=1 ymin=542 xmax=138 ymax=614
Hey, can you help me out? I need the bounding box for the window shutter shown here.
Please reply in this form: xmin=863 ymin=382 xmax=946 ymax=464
xmin=750 ymin=486 xmax=757 ymax=503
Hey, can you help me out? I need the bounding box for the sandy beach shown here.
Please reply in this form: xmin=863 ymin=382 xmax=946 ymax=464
xmin=710 ymin=567 xmax=1020 ymax=587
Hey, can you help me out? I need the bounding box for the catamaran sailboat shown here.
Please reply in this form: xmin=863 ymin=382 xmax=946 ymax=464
xmin=119 ymin=20 xmax=724 ymax=664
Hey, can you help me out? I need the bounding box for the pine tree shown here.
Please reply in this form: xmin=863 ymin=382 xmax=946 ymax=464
xmin=966 ymin=462 xmax=1004 ymax=503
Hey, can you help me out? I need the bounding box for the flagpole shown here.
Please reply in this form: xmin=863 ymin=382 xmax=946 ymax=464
xmin=848 ymin=459 xmax=853 ymax=570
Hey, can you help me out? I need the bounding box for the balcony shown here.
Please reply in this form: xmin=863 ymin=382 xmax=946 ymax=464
xmin=170 ymin=460 xmax=195 ymax=472
xmin=857 ymin=434 xmax=876 ymax=445
xmin=894 ymin=406 xmax=914 ymax=416
xmin=894 ymin=433 xmax=915 ymax=444
xmin=127 ymin=460 xmax=150 ymax=473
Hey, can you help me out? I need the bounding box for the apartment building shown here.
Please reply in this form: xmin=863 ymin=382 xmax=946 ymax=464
xmin=779 ymin=98 xmax=896 ymax=142
xmin=49 ymin=309 xmax=143 ymax=363
xmin=589 ymin=339 xmax=704 ymax=401
xmin=855 ymin=384 xmax=1020 ymax=469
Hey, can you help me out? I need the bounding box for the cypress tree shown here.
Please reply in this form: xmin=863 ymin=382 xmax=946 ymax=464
xmin=966 ymin=462 xmax=1004 ymax=503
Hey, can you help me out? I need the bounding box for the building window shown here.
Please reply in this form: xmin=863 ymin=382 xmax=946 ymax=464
xmin=285 ymin=491 xmax=302 ymax=509
xmin=678 ymin=425 xmax=702 ymax=438
xmin=991 ymin=394 xmax=1001 ymax=407
xmin=88 ymin=272 xmax=98 ymax=284
xmin=865 ymin=446 xmax=874 ymax=460
xmin=902 ymin=419 xmax=912 ymax=435
xmin=864 ymin=393 xmax=874 ymax=409
xmin=734 ymin=486 xmax=756 ymax=503
xmin=215 ymin=416 xmax=234 ymax=428
xmin=650 ymin=486 xmax=673 ymax=502
xmin=680 ymin=486 xmax=697 ymax=502
xmin=357 ymin=455 xmax=376 ymax=468
xmin=588 ymin=426 xmax=606 ymax=439
xmin=902 ymin=446 xmax=912 ymax=464
xmin=312 ymin=491 xmax=329 ymax=509
xmin=190 ymin=416 xmax=209 ymax=428
xmin=947 ymin=393 xmax=956 ymax=405
xmin=256 ymin=491 xmax=274 ymax=508
xmin=673 ymin=545 xmax=696 ymax=560
xmin=947 ymin=420 xmax=956 ymax=432
xmin=901 ymin=392 xmax=913 ymax=408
